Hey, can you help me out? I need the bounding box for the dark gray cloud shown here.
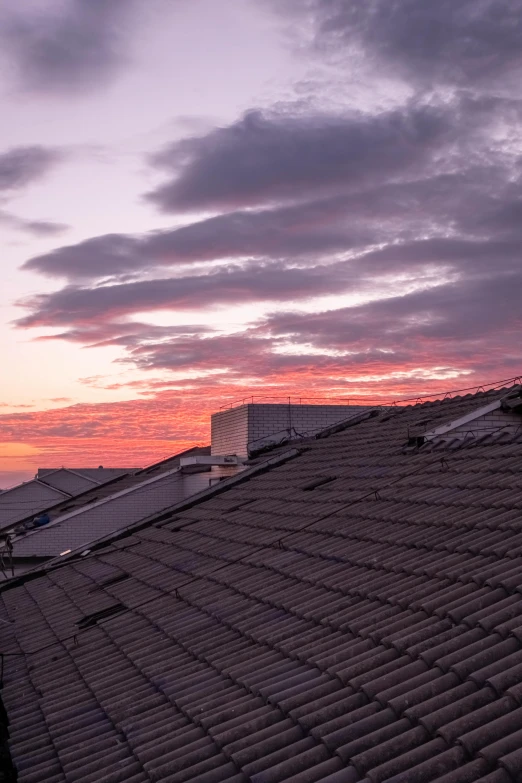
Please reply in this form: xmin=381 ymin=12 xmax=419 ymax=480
xmin=24 ymin=234 xmax=146 ymax=281
xmin=15 ymin=0 xmax=522 ymax=390
xmin=0 ymin=146 xmax=62 ymax=193
xmin=24 ymin=159 xmax=522 ymax=282
xmin=125 ymin=331 xmax=276 ymax=374
xmin=0 ymin=0 xmax=135 ymax=94
xmin=16 ymin=261 xmax=370 ymax=329
xmin=22 ymin=194 xmax=382 ymax=281
xmin=146 ymin=104 xmax=450 ymax=212
xmin=279 ymin=0 xmax=522 ymax=87
xmin=263 ymin=269 xmax=522 ymax=356
xmin=38 ymin=321 xmax=211 ymax=348
xmin=18 ymin=222 xmax=522 ymax=381
xmin=358 ymin=236 xmax=522 ymax=276
xmin=27 ymin=262 xmax=521 ymax=379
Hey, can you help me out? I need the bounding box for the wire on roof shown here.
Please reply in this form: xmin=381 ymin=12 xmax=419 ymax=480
xmin=220 ymin=374 xmax=522 ymax=410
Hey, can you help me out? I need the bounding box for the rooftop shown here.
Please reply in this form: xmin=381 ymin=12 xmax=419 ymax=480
xmin=0 ymin=468 xmax=138 ymax=536
xmin=0 ymin=447 xmax=212 ymax=580
xmin=2 ymin=382 xmax=522 ymax=782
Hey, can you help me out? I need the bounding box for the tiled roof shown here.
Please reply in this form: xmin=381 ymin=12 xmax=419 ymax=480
xmin=2 ymin=387 xmax=522 ymax=782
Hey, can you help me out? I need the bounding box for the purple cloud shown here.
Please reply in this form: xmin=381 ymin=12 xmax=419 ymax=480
xmin=0 ymin=146 xmax=63 ymax=193
xmin=16 ymin=261 xmax=373 ymax=329
xmin=264 ymin=271 xmax=522 ymax=349
xmin=0 ymin=210 xmax=68 ymax=236
xmin=22 ymin=195 xmax=378 ymax=281
xmin=24 ymin=263 xmax=522 ymax=380
xmin=278 ymin=0 xmax=522 ymax=87
xmin=0 ymin=0 xmax=137 ymax=94
xmin=14 ymin=0 xmax=522 ymax=391
xmin=146 ymin=104 xmax=450 ymax=212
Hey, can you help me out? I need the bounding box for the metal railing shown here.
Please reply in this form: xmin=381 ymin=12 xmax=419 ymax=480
xmin=218 ymin=374 xmax=522 ymax=411
xmin=219 ymin=395 xmax=360 ymax=410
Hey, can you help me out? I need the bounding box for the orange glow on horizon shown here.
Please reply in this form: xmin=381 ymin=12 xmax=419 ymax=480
xmin=1 ymin=361 xmax=519 ymax=487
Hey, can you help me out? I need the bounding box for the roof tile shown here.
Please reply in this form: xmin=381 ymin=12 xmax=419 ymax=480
xmin=4 ymin=388 xmax=522 ymax=783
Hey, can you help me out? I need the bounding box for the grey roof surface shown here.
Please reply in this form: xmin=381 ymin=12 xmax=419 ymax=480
xmin=0 ymin=481 xmax=69 ymax=532
xmin=2 ymin=387 xmax=522 ymax=782
xmin=11 ymin=463 xmax=243 ymax=560
xmin=0 ymin=470 xmax=141 ymax=535
xmin=7 ymin=447 xmax=210 ymax=541
xmin=38 ymin=468 xmax=137 ymax=482
xmin=39 ymin=469 xmax=100 ymax=497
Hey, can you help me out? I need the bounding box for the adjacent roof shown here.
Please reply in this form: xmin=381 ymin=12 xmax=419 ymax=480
xmin=0 ymin=480 xmax=72 ymax=533
xmin=2 ymin=447 xmax=212 ymax=574
xmin=37 ymin=468 xmax=139 ymax=483
xmin=10 ymin=461 xmax=240 ymax=562
xmin=8 ymin=449 xmax=208 ymax=532
xmin=0 ymin=468 xmax=137 ymax=535
xmin=2 ymin=385 xmax=522 ymax=783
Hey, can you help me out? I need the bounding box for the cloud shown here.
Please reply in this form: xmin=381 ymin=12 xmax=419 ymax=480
xmin=146 ymin=104 xmax=450 ymax=212
xmin=0 ymin=210 xmax=68 ymax=236
xmin=277 ymin=0 xmax=522 ymax=88
xmin=22 ymin=154 xmax=522 ymax=282
xmin=16 ymin=260 xmax=375 ymax=329
xmin=17 ymin=239 xmax=522 ymax=382
xmin=18 ymin=221 xmax=522 ymax=335
xmin=262 ymin=269 xmax=522 ymax=365
xmin=22 ymin=194 xmax=381 ymax=281
xmin=0 ymin=0 xmax=137 ymax=94
xmin=358 ymin=235 xmax=522 ymax=277
xmin=0 ymin=146 xmax=63 ymax=193
xmin=38 ymin=321 xmax=211 ymax=348
xmin=119 ymin=262 xmax=522 ymax=377
xmin=14 ymin=0 xmax=522 ymax=405
xmin=266 ymin=278 xmax=522 ymax=349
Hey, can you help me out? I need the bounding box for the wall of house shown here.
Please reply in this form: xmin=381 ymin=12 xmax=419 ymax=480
xmin=248 ymin=404 xmax=361 ymax=447
xmin=211 ymin=403 xmax=365 ymax=456
xmin=211 ymin=405 xmax=250 ymax=455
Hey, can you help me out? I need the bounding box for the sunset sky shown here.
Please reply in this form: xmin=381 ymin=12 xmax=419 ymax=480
xmin=1 ymin=0 xmax=522 ymax=487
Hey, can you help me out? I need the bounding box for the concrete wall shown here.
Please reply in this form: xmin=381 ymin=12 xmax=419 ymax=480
xmin=212 ymin=403 xmax=365 ymax=456
xmin=211 ymin=405 xmax=249 ymax=455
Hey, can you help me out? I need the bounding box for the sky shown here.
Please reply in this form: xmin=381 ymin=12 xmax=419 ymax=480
xmin=1 ymin=0 xmax=522 ymax=487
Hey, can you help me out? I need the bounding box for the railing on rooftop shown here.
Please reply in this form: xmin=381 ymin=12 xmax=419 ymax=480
xmin=219 ymin=395 xmax=361 ymax=410
xmin=218 ymin=375 xmax=522 ymax=411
